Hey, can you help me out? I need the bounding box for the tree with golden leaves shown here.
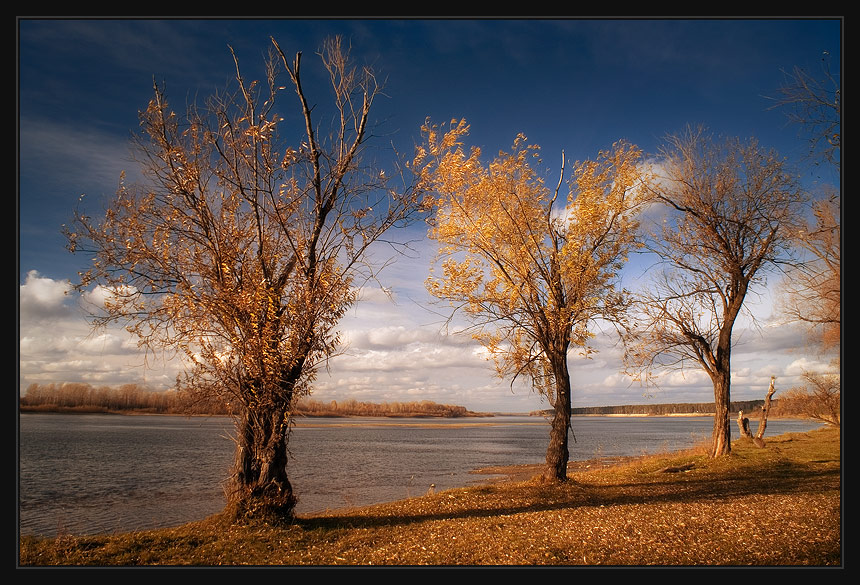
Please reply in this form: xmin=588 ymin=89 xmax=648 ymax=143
xmin=625 ymin=127 xmax=807 ymax=457
xmin=414 ymin=119 xmax=644 ymax=481
xmin=65 ymin=37 xmax=423 ymax=521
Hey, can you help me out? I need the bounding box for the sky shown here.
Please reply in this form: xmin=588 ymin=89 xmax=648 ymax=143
xmin=18 ymin=18 xmax=842 ymax=413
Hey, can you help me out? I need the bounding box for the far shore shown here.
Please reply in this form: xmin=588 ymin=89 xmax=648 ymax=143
xmin=578 ymin=412 xmax=714 ymax=417
xmin=19 ymin=405 xmax=810 ymax=422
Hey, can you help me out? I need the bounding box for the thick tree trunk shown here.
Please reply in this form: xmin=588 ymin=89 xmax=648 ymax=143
xmin=707 ymin=286 xmax=747 ymax=458
xmin=544 ymin=353 xmax=572 ymax=482
xmin=228 ymin=404 xmax=296 ymax=522
xmin=710 ymin=371 xmax=732 ymax=457
xmin=709 ymin=318 xmax=738 ymax=458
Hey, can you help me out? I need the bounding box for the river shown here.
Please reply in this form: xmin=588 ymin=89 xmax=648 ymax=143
xmin=18 ymin=412 xmax=823 ymax=538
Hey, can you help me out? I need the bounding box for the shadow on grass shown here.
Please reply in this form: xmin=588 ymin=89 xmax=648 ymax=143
xmin=295 ymin=458 xmax=840 ymax=532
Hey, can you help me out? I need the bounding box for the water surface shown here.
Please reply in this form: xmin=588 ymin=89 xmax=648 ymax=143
xmin=18 ymin=413 xmax=823 ymax=537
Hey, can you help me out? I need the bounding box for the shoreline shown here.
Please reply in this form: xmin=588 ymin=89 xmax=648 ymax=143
xmin=19 ymin=406 xmax=809 ymax=421
xmin=469 ymin=454 xmax=648 ymax=485
xmin=21 ymin=426 xmax=840 ymax=565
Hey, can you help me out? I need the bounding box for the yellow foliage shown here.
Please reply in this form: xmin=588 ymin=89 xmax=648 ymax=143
xmin=416 ymin=119 xmax=644 ymax=392
xmin=66 ymin=38 xmax=417 ymax=424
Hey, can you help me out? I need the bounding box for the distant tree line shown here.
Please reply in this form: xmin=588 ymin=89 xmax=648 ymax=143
xmin=569 ymin=401 xmax=769 ymax=416
xmin=19 ymin=382 xmax=230 ymax=415
xmin=18 ymin=383 xmax=481 ymax=418
xmin=23 ymin=382 xmax=823 ymax=421
xmin=295 ymin=398 xmax=479 ymax=418
xmin=531 ymin=398 xmax=811 ymax=419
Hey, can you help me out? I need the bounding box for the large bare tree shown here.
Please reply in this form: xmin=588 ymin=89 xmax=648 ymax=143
xmin=66 ymin=37 xmax=423 ymax=521
xmin=626 ymin=127 xmax=807 ymax=457
xmin=415 ymin=119 xmax=644 ymax=481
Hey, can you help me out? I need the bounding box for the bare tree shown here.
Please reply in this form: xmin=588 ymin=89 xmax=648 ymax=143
xmin=65 ymin=37 xmax=423 ymax=521
xmin=779 ymin=371 xmax=840 ymax=427
xmin=778 ymin=192 xmax=840 ymax=350
xmin=626 ymin=127 xmax=807 ymax=457
xmin=767 ymin=51 xmax=840 ymax=171
xmin=769 ymin=52 xmax=841 ymax=417
xmin=764 ymin=52 xmax=842 ymax=432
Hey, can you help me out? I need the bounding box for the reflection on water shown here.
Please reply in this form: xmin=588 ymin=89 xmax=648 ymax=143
xmin=18 ymin=413 xmax=823 ymax=538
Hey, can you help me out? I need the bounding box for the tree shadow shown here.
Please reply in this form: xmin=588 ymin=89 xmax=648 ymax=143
xmin=295 ymin=461 xmax=840 ymax=531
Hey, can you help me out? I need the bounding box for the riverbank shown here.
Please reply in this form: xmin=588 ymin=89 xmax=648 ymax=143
xmin=19 ymin=405 xmax=810 ymax=420
xmin=19 ymin=426 xmax=840 ymax=566
xmin=17 ymin=404 xmax=498 ymax=418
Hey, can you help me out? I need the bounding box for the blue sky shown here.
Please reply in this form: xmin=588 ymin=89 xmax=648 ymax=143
xmin=18 ymin=18 xmax=841 ymax=412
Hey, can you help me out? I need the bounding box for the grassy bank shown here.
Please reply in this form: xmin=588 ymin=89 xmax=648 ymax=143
xmin=19 ymin=427 xmax=840 ymax=566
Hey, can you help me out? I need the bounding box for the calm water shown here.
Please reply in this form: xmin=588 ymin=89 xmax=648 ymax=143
xmin=18 ymin=412 xmax=823 ymax=538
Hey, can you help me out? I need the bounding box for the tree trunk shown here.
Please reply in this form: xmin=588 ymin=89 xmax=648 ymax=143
xmin=544 ymin=352 xmax=572 ymax=482
xmin=710 ymin=371 xmax=732 ymax=457
xmin=752 ymin=376 xmax=777 ymax=447
xmin=709 ymin=317 xmax=738 ymax=458
xmin=737 ymin=410 xmax=752 ymax=438
xmin=228 ymin=403 xmax=296 ymax=522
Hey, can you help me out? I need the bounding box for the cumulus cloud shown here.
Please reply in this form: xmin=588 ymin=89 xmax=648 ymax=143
xmin=75 ymin=332 xmax=139 ymax=355
xmin=19 ymin=271 xmax=183 ymax=393
xmin=331 ymin=336 xmax=487 ymax=375
xmin=784 ymin=357 xmax=837 ymax=377
xmin=19 ymin=258 xmax=829 ymax=412
xmin=19 ymin=270 xmax=74 ymax=322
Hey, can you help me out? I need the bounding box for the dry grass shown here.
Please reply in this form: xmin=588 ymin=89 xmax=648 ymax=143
xmin=19 ymin=427 xmax=841 ymax=567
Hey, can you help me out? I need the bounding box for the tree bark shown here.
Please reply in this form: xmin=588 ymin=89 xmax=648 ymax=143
xmin=544 ymin=352 xmax=572 ymax=482
xmin=737 ymin=410 xmax=752 ymax=438
xmin=710 ymin=371 xmax=732 ymax=457
xmin=752 ymin=376 xmax=777 ymax=447
xmin=709 ymin=314 xmax=738 ymax=457
xmin=228 ymin=403 xmax=296 ymax=522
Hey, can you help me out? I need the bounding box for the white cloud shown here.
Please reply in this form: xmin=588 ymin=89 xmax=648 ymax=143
xmin=353 ymin=285 xmax=395 ymax=304
xmin=75 ymin=332 xmax=137 ymax=355
xmin=19 ymin=261 xmax=834 ymax=412
xmin=784 ymin=357 xmax=837 ymax=377
xmin=80 ymin=283 xmax=141 ymax=313
xmin=19 ymin=272 xmax=183 ymax=394
xmin=19 ymin=270 xmax=73 ymax=322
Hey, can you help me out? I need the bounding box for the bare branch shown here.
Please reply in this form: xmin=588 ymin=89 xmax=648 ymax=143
xmin=627 ymin=128 xmax=807 ymax=456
